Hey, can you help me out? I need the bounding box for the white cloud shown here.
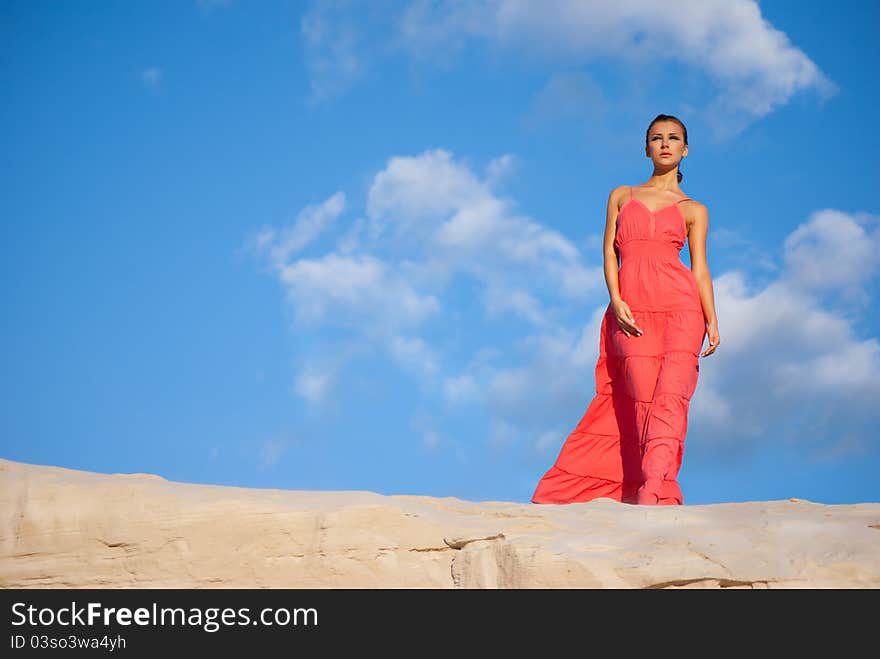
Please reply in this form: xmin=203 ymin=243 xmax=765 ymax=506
xmin=411 ymin=201 xmax=880 ymax=462
xmin=269 ymin=192 xmax=346 ymax=264
xmin=294 ymin=363 xmax=335 ymax=404
xmin=443 ymin=373 xmax=480 ymax=404
xmin=486 ymin=323 xmax=609 ymax=431
xmin=302 ymin=0 xmax=836 ymax=134
xmin=292 ymin=340 xmax=368 ymax=405
xmin=687 ymin=385 xmax=735 ymax=433
xmin=364 ymin=149 xmax=588 ymax=298
xmin=691 ymin=270 xmax=880 ymax=454
xmin=517 ymin=210 xmax=880 ymax=458
xmin=299 ymin=2 xmax=388 ymax=106
xmin=387 ymin=334 xmax=438 ymax=377
xmin=367 ymin=149 xmax=488 ymax=230
xmin=337 ymin=216 xmax=367 ymax=254
xmin=782 ymin=209 xmax=880 ymax=302
xmin=485 ymin=153 xmax=518 ymax=184
xmin=256 ymin=150 xmax=596 ymax=405
xmin=483 ymin=284 xmax=548 ymax=326
xmin=278 ymin=252 xmax=440 ymax=328
xmin=247 ymin=149 xmax=879 ymax=460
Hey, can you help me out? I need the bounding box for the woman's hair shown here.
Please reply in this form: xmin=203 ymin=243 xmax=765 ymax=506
xmin=646 ymin=114 xmax=688 ymax=183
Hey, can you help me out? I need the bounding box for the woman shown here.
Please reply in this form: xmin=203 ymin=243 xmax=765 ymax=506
xmin=532 ymin=114 xmax=720 ymax=506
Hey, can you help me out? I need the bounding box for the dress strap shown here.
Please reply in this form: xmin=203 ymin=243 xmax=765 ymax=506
xmin=630 ymin=186 xmax=634 ymax=200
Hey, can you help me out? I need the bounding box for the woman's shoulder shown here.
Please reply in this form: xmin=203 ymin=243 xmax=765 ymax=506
xmin=608 ymin=184 xmax=632 ymax=210
xmin=678 ymin=196 xmax=708 ymax=233
xmin=679 ymin=195 xmax=707 ymax=212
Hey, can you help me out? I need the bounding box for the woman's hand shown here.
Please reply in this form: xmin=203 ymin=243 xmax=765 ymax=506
xmin=701 ymin=321 xmax=720 ymax=357
xmin=611 ymin=298 xmax=643 ymax=338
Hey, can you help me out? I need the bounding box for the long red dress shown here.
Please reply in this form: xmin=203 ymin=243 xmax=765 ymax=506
xmin=532 ymin=186 xmax=706 ymax=505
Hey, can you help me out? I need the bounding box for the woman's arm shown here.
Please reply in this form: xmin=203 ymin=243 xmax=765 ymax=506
xmin=603 ymin=186 xmax=627 ymax=304
xmin=686 ymin=202 xmax=720 ymax=356
xmin=603 ymin=186 xmax=643 ymax=337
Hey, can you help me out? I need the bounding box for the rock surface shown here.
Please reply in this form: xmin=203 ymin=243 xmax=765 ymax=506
xmin=2 ymin=458 xmax=878 ymax=588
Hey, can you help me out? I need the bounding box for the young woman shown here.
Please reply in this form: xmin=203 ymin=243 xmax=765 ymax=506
xmin=532 ymin=114 xmax=720 ymax=505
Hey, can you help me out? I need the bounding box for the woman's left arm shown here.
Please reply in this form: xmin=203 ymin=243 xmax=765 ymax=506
xmin=687 ymin=202 xmax=720 ymax=357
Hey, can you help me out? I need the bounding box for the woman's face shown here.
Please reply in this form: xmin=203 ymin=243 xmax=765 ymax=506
xmin=646 ymin=121 xmax=688 ymax=167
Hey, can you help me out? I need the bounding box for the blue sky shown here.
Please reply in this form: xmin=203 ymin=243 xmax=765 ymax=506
xmin=3 ymin=0 xmax=879 ymax=506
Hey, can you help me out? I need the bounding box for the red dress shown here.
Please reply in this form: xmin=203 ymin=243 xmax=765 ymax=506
xmin=532 ymin=186 xmax=706 ymax=505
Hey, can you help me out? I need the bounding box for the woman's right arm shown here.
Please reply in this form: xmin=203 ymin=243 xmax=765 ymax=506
xmin=603 ymin=186 xmax=627 ymax=305
xmin=603 ymin=186 xmax=642 ymax=337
